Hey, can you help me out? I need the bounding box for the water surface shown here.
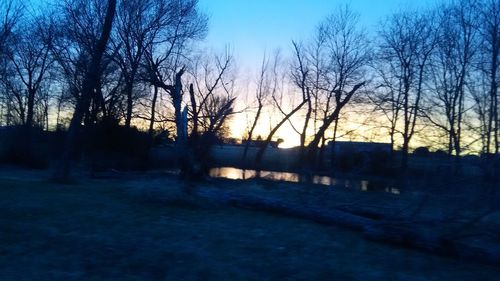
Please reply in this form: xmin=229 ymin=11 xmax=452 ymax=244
xmin=209 ymin=167 xmax=400 ymax=194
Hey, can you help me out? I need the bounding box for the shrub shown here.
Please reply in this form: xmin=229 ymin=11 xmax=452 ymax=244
xmin=413 ymin=147 xmax=430 ymax=157
xmin=83 ymin=120 xmax=152 ymax=171
xmin=180 ymin=131 xmax=221 ymax=180
xmin=366 ymin=151 xmax=393 ymax=175
xmin=335 ymin=152 xmax=365 ymax=173
xmin=0 ymin=126 xmax=50 ymax=169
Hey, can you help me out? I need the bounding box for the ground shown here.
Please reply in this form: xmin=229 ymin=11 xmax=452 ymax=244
xmin=0 ymin=172 xmax=499 ymax=280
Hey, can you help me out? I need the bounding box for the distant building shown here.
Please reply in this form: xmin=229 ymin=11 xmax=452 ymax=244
xmin=327 ymin=141 xmax=391 ymax=154
xmin=241 ymin=139 xmax=280 ymax=148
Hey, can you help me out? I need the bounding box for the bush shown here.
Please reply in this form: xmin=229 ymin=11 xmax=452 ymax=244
xmin=480 ymin=153 xmax=500 ymax=181
xmin=413 ymin=147 xmax=430 ymax=157
xmin=431 ymin=149 xmax=448 ymax=158
xmin=83 ymin=120 xmax=152 ymax=171
xmin=335 ymin=152 xmax=365 ymax=173
xmin=0 ymin=126 xmax=50 ymax=169
xmin=153 ymin=129 xmax=174 ymax=146
xmin=334 ymin=150 xmax=393 ymax=175
xmin=366 ymin=151 xmax=393 ymax=175
xmin=180 ymin=131 xmax=221 ymax=180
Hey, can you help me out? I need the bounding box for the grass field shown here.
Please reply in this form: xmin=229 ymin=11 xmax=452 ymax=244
xmin=0 ymin=175 xmax=499 ymax=280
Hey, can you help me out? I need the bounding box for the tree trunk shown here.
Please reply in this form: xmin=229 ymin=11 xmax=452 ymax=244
xmin=255 ymin=99 xmax=307 ymax=166
xmin=188 ymin=83 xmax=198 ymax=137
xmin=53 ymin=0 xmax=117 ymax=182
xmin=307 ymin=107 xmax=340 ymax=166
xmin=173 ymin=68 xmax=185 ymax=143
xmin=401 ymin=67 xmax=411 ymax=171
xmin=389 ymin=123 xmax=396 ymax=158
xmin=299 ymin=95 xmax=312 ymax=164
xmin=307 ymin=82 xmax=365 ymax=166
xmin=494 ymin=80 xmax=499 ymax=154
xmin=25 ymin=88 xmax=35 ymax=128
xmin=401 ymin=138 xmax=409 ymax=171
xmin=330 ymin=117 xmax=339 ymax=168
xmin=488 ymin=83 xmax=499 ymax=153
xmin=318 ymin=134 xmax=327 ymax=168
xmin=124 ymin=81 xmax=133 ymax=128
xmin=243 ymin=101 xmax=262 ymax=161
xmin=495 ymin=93 xmax=499 ymax=153
xmin=149 ymin=85 xmax=159 ymax=136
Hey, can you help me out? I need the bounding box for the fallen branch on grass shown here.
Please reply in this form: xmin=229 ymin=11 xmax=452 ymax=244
xmin=189 ymin=185 xmax=500 ymax=266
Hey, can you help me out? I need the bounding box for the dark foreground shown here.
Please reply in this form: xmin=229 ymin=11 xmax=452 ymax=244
xmin=0 ymin=173 xmax=499 ymax=280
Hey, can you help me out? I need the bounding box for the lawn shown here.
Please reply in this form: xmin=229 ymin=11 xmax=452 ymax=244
xmin=0 ymin=175 xmax=499 ymax=280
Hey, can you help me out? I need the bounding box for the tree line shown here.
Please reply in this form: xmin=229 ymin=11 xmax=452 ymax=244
xmin=0 ymin=0 xmax=499 ymax=178
xmin=244 ymin=0 xmax=500 ymax=170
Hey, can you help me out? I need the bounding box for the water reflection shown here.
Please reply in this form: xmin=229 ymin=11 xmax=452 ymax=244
xmin=259 ymin=170 xmax=300 ymax=182
xmin=208 ymin=167 xmax=257 ymax=180
xmin=209 ymin=167 xmax=400 ymax=194
xmin=312 ymin=176 xmax=337 ymax=186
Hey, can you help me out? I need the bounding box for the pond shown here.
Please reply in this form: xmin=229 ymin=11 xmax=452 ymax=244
xmin=209 ymin=167 xmax=401 ymax=194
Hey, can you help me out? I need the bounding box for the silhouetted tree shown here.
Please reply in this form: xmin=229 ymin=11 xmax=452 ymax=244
xmin=424 ymin=0 xmax=477 ymax=158
xmin=243 ymin=51 xmax=276 ymax=161
xmin=0 ymin=0 xmax=23 ymax=125
xmin=51 ymin=0 xmax=116 ymax=121
xmin=378 ymin=9 xmax=437 ymax=169
xmin=142 ymin=0 xmax=207 ymax=138
xmin=178 ymin=49 xmax=236 ymax=179
xmin=290 ymin=41 xmax=312 ymax=163
xmin=54 ymin=0 xmax=117 ymax=181
xmin=305 ymin=6 xmax=371 ymax=166
xmin=478 ymin=0 xmax=500 ymax=154
xmin=0 ymin=0 xmax=22 ymax=59
xmin=189 ymin=49 xmax=235 ymax=138
xmin=113 ymin=0 xmax=173 ymax=128
xmin=255 ymin=51 xmax=308 ymax=166
xmin=4 ymin=14 xmax=55 ymax=128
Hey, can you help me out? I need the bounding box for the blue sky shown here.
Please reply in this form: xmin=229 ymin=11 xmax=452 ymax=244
xmin=198 ymin=0 xmax=437 ymax=72
xmin=31 ymin=0 xmax=437 ymax=71
xmin=198 ymin=0 xmax=439 ymax=144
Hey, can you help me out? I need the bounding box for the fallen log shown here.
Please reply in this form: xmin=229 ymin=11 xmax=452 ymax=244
xmin=364 ymin=222 xmax=500 ymax=265
xmin=194 ymin=186 xmax=373 ymax=231
xmin=190 ymin=185 xmax=500 ymax=266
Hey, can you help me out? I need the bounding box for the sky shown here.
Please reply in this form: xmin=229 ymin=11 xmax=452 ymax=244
xmin=198 ymin=0 xmax=439 ymax=147
xmin=198 ymin=0 xmax=437 ymax=73
xmin=29 ymin=0 xmax=440 ymax=147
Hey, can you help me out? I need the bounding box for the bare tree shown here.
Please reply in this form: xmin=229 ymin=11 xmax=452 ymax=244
xmin=378 ymin=9 xmax=437 ymax=169
xmin=0 ymin=0 xmax=22 ymax=58
xmin=255 ymin=51 xmax=308 ymax=166
xmin=4 ymin=15 xmax=55 ymax=128
xmin=54 ymin=0 xmax=117 ymax=181
xmin=255 ymin=100 xmax=308 ymax=166
xmin=468 ymin=74 xmax=491 ymax=153
xmin=113 ymin=0 xmax=174 ymax=128
xmin=142 ymin=0 xmax=207 ymax=140
xmin=0 ymin=0 xmax=23 ymax=124
xmin=425 ymin=0 xmax=477 ymax=158
xmin=188 ymin=49 xmax=236 ymax=137
xmin=242 ymin=52 xmax=276 ymax=161
xmin=51 ymin=0 xmax=117 ymax=118
xmin=304 ymin=6 xmax=371 ymax=166
xmin=146 ymin=64 xmax=186 ymax=141
xmin=174 ymin=49 xmax=237 ymax=179
xmin=478 ymin=0 xmax=500 ymax=154
xmin=370 ymin=60 xmax=404 ymax=155
xmin=290 ymin=41 xmax=312 ymax=163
